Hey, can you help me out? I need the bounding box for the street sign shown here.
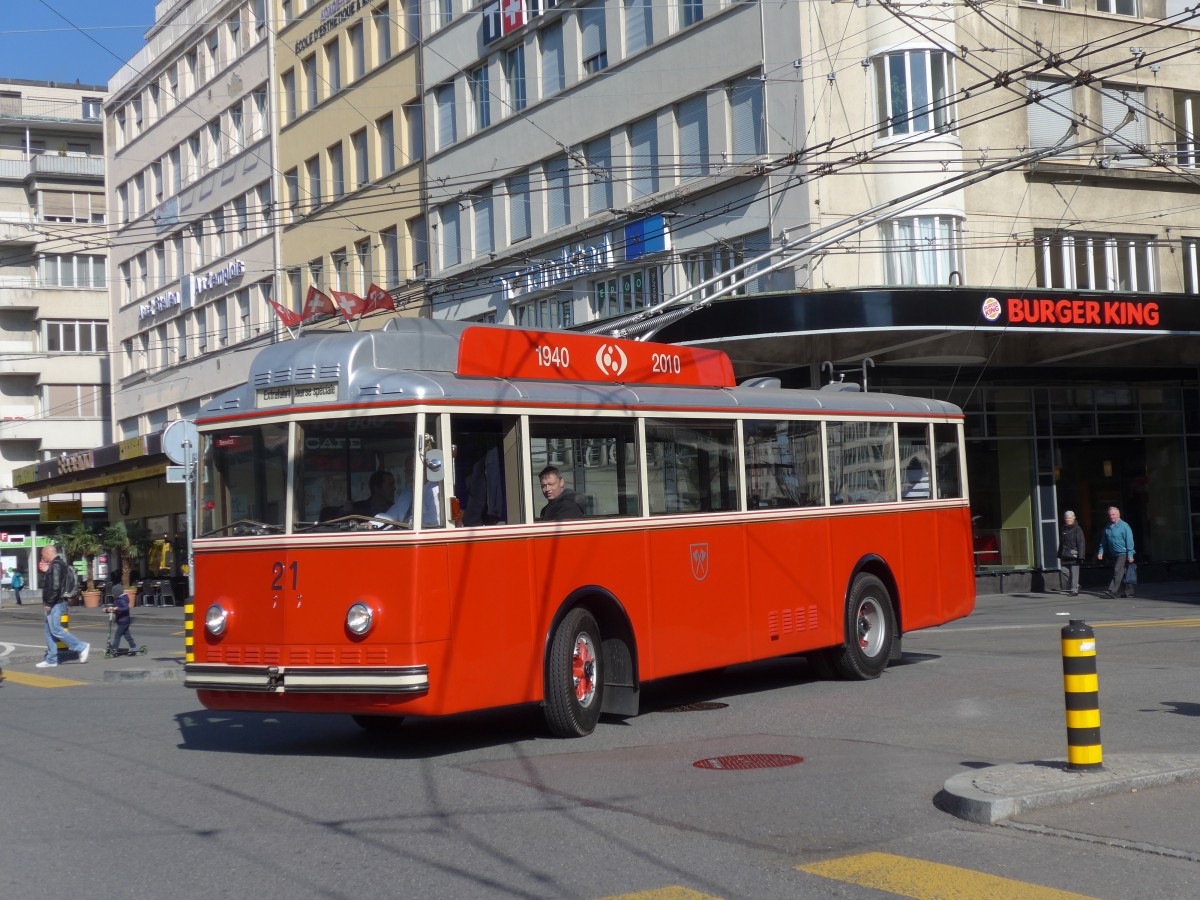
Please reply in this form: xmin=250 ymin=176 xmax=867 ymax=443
xmin=161 ymin=419 xmax=199 ymax=466
xmin=165 ymin=466 xmax=187 ymax=484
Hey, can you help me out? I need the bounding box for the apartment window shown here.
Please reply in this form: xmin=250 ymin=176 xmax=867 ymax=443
xmin=874 ymin=49 xmax=955 ymax=138
xmin=681 ymin=231 xmax=769 ymax=299
xmin=680 ymin=0 xmax=703 ymax=28
xmin=624 ymin=0 xmax=652 ymax=55
xmin=406 ymin=0 xmax=420 ymax=46
xmin=326 ymin=39 xmax=342 ymax=93
xmin=213 ymin=208 xmax=226 ymax=256
xmin=729 ymin=77 xmax=765 ymax=160
xmin=304 ymin=54 xmax=318 ymax=110
xmin=184 ymin=48 xmax=198 ymax=92
xmin=585 ymin=136 xmax=612 ymax=214
xmin=306 ymin=155 xmax=322 ymax=211
xmin=1101 ymin=85 xmax=1149 ymax=164
xmin=376 ymin=3 xmax=393 ymax=60
xmin=881 ymin=215 xmax=964 ymax=286
xmin=410 ymin=216 xmax=428 ymax=277
xmin=132 ymin=98 xmax=144 ymax=133
xmin=591 ymin=266 xmax=660 ymax=318
xmin=45 ymin=385 xmax=105 ymax=418
xmin=545 ymin=155 xmax=571 ymax=230
xmin=332 ymin=250 xmax=350 ymax=290
xmin=1184 ymin=238 xmax=1200 ymax=294
xmin=378 ymin=113 xmax=396 ymax=173
xmin=349 ymin=22 xmax=366 ymax=80
xmin=440 ymin=202 xmax=461 ymax=268
xmin=1173 ymin=90 xmax=1199 ymax=167
xmin=356 ymin=238 xmax=373 ymax=292
xmin=257 ymin=182 xmax=272 ymax=229
xmin=230 ymin=105 xmax=244 ymax=152
xmin=1026 ymin=77 xmax=1075 ymax=149
xmin=239 ymin=290 xmax=252 ymax=339
xmin=382 ymin=226 xmax=400 ymax=285
xmin=197 ymin=306 xmax=208 ymax=355
xmin=329 ymin=143 xmax=345 ymax=200
xmin=541 ymin=22 xmax=565 ymax=98
xmin=1097 ymin=0 xmax=1139 ymax=14
xmin=285 ymin=168 xmax=300 ymax=218
xmin=474 ymin=190 xmax=494 ymax=256
xmin=352 ymin=129 xmax=370 ymax=188
xmin=516 ymin=297 xmax=573 ymax=329
xmin=508 ymin=172 xmax=531 ymax=242
xmin=40 ymin=191 xmax=97 ymax=224
xmin=39 ymin=254 xmax=107 ymax=289
xmin=283 ymin=69 xmax=297 ymax=122
xmin=44 ymin=321 xmax=109 ymax=353
xmin=471 ymin=64 xmax=491 ymax=131
xmin=505 ymin=45 xmax=526 ymax=112
xmin=176 ymin=317 xmax=188 ymax=361
xmin=404 ymin=103 xmax=423 ymax=161
xmin=436 ymin=82 xmax=457 ymax=148
xmin=227 ymin=13 xmax=242 ymax=56
xmin=581 ymin=3 xmax=608 ymax=75
xmin=82 ymin=96 xmax=101 ymax=119
xmin=677 ymin=93 xmax=709 ymax=178
xmin=439 ymin=0 xmax=454 ymax=29
xmin=234 ymin=195 xmax=249 ymax=240
xmin=207 ymin=31 xmax=220 ymax=78
xmin=1035 ymin=230 xmax=1156 ymax=292
xmin=629 ymin=116 xmax=658 ymax=198
xmin=283 ymin=0 xmax=294 ymax=24
xmin=253 ymin=0 xmax=267 ymax=32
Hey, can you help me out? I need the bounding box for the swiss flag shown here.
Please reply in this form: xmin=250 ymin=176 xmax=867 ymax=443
xmin=331 ymin=290 xmax=367 ymax=321
xmin=363 ymin=283 xmax=397 ymax=314
xmin=268 ymin=299 xmax=304 ymax=328
xmin=501 ymin=0 xmax=524 ymax=34
xmin=301 ymin=285 xmax=335 ymax=321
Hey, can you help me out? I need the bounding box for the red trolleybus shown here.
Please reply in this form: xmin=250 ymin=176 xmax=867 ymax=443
xmin=184 ymin=319 xmax=974 ymax=737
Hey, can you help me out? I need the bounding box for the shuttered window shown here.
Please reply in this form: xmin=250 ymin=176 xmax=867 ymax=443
xmin=440 ymin=203 xmax=460 ymax=269
xmin=541 ymin=23 xmax=564 ymax=98
xmin=509 ymin=173 xmax=531 ymax=242
xmin=1101 ymin=85 xmax=1149 ymax=165
xmin=581 ymin=3 xmax=608 ymax=74
xmin=545 ymin=155 xmax=571 ymax=230
xmin=629 ymin=116 xmax=658 ymax=198
xmin=1026 ymin=78 xmax=1075 ymax=149
xmin=729 ymin=77 xmax=764 ymax=161
xmin=436 ymin=82 xmax=456 ymax=149
xmin=474 ymin=191 xmax=493 ymax=256
xmin=677 ymin=94 xmax=709 ymax=179
xmin=624 ymin=0 xmax=651 ymax=55
xmin=585 ymin=136 xmax=612 ymax=215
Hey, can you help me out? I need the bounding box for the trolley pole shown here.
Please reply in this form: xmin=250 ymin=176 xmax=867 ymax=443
xmin=1061 ymin=619 xmax=1102 ymax=770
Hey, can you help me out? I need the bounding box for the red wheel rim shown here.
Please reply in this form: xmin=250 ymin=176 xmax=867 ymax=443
xmin=572 ymin=633 xmax=596 ymax=706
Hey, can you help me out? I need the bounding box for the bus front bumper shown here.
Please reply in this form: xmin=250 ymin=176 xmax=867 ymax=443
xmin=183 ymin=663 xmax=429 ymax=694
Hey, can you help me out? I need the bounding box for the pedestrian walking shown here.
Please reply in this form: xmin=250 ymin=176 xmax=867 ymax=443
xmin=105 ymin=570 xmax=139 ymax=655
xmin=1097 ymin=505 xmax=1135 ymax=599
xmin=11 ymin=568 xmax=23 ymax=604
xmin=36 ymin=545 xmax=89 ymax=667
xmin=1057 ymin=510 xmax=1085 ymax=595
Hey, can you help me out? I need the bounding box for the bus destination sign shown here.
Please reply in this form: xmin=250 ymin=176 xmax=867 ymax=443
xmin=456 ymin=327 xmax=736 ymax=388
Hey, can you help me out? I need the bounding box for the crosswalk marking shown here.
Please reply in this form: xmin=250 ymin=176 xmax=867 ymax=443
xmin=597 ymin=889 xmax=721 ymax=900
xmin=3 ymin=670 xmax=88 ymax=688
xmin=797 ymin=852 xmax=1098 ymax=899
xmin=1096 ymin=618 xmax=1200 ymax=629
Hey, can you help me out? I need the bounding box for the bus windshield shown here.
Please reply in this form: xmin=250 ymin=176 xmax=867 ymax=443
xmin=200 ymin=423 xmax=289 ymax=535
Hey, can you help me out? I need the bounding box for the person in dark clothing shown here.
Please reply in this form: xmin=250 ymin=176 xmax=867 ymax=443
xmin=36 ymin=544 xmax=89 ymax=668
xmin=105 ymin=571 xmax=138 ymax=655
xmin=352 ymin=470 xmax=396 ymax=516
xmin=11 ymin=568 xmax=23 ymax=604
xmin=538 ymin=466 xmax=586 ymax=521
xmin=1057 ymin=510 xmax=1085 ymax=596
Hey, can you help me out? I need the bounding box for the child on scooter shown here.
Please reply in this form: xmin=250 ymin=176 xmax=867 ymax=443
xmin=104 ymin=570 xmax=139 ymax=655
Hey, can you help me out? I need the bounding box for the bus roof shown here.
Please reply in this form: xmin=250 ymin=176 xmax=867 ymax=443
xmin=198 ymin=318 xmax=962 ymax=423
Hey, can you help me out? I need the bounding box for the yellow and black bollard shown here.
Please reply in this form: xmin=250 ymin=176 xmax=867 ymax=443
xmin=184 ymin=600 xmax=194 ymax=663
xmin=1061 ymin=619 xmax=1102 ymax=770
xmin=56 ymin=608 xmax=70 ymax=652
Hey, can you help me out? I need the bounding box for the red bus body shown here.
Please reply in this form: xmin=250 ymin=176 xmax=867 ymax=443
xmin=186 ymin=319 xmax=974 ymax=734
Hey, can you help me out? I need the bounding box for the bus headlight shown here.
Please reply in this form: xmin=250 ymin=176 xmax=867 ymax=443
xmin=205 ymin=604 xmax=229 ymax=636
xmin=347 ymin=602 xmax=373 ymax=635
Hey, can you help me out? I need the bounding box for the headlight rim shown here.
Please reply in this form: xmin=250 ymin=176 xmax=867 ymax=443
xmin=205 ymin=603 xmax=229 ymax=636
xmin=346 ymin=601 xmax=373 ymax=636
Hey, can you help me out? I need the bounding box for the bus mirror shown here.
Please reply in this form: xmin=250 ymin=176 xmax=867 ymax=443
xmin=425 ymin=449 xmax=446 ymax=482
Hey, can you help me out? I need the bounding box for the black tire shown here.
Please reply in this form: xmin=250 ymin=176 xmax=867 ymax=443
xmin=826 ymin=573 xmax=896 ymax=680
xmin=351 ymin=714 xmax=406 ymax=733
xmin=545 ymin=608 xmax=604 ymax=737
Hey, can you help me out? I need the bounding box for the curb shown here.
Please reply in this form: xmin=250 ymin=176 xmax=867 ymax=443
xmin=942 ymin=753 xmax=1200 ymax=824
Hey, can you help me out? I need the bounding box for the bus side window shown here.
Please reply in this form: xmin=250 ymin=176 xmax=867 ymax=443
xmin=528 ymin=416 xmax=639 ymax=520
xmin=743 ymin=419 xmax=823 ymax=509
xmin=898 ymin=423 xmax=931 ymax=501
xmin=827 ymin=421 xmax=896 ymax=505
xmin=451 ymin=415 xmax=521 ymax=525
xmin=934 ymin=423 xmax=963 ymax=499
xmin=645 ymin=419 xmax=737 ymax=515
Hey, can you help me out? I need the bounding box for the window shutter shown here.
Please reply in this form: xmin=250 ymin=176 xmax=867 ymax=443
xmin=509 ymin=173 xmax=531 ymax=241
xmin=441 ymin=204 xmax=460 ymax=268
xmin=42 ymin=191 xmax=74 ymax=218
xmin=541 ymin=24 xmax=564 ymax=97
xmin=624 ymin=0 xmax=650 ymax=55
xmin=1102 ymin=86 xmax=1148 ymax=164
xmin=1026 ymin=78 xmax=1074 ymax=149
xmin=629 ymin=117 xmax=657 ymax=197
xmin=677 ymin=94 xmax=708 ymax=178
xmin=585 ymin=137 xmax=612 ymax=214
xmin=546 ymin=156 xmax=570 ymax=230
xmin=437 ymin=83 xmax=456 ymax=148
xmin=474 ymin=193 xmax=493 ymax=255
xmin=581 ymin=4 xmax=604 ymax=60
xmin=730 ymin=77 xmax=764 ymax=161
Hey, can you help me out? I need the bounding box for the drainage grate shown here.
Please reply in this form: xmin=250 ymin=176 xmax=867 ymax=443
xmin=693 ymin=753 xmax=804 ymax=771
xmin=659 ymin=701 xmax=729 ymax=713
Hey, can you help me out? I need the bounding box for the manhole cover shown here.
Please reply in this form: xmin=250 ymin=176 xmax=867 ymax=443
xmin=659 ymin=701 xmax=729 ymax=712
xmin=693 ymin=753 xmax=804 ymax=771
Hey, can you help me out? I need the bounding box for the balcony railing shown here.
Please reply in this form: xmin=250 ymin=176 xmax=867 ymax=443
xmin=0 ymin=154 xmax=104 ymax=182
xmin=0 ymin=95 xmax=101 ymax=122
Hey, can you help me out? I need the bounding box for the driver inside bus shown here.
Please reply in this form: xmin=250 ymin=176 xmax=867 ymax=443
xmin=352 ymin=470 xmax=396 ymax=516
xmin=538 ymin=466 xmax=586 ymax=521
xmin=380 ymin=477 xmax=442 ymax=527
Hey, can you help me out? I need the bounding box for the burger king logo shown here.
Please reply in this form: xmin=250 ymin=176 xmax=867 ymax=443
xmin=981 ymin=296 xmax=1002 ymax=322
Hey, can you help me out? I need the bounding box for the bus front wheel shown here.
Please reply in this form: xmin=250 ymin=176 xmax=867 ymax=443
xmin=825 ymin=574 xmax=896 ymax=680
xmin=545 ymin=608 xmax=605 ymax=737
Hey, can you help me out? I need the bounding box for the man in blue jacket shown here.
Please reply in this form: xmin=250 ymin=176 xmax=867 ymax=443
xmin=1097 ymin=505 xmax=1135 ymax=598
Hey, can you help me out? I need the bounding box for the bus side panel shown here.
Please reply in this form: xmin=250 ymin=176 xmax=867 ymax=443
xmin=438 ymin=537 xmax=539 ymax=713
xmin=938 ymin=506 xmax=976 ymax=622
xmin=646 ymin=523 xmax=751 ymax=678
xmin=746 ymin=515 xmax=839 ymax=659
xmin=827 ymin=510 xmax=903 ymax=614
xmin=193 ymin=549 xmax=286 ymax=665
xmin=892 ymin=508 xmax=946 ymax=632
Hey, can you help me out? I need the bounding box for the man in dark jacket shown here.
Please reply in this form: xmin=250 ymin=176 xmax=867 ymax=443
xmin=36 ymin=545 xmax=89 ymax=668
xmin=538 ymin=466 xmax=586 ymax=521
xmin=1057 ymin=510 xmax=1085 ymax=595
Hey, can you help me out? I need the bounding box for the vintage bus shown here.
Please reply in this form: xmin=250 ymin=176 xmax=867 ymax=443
xmin=184 ymin=318 xmax=974 ymax=737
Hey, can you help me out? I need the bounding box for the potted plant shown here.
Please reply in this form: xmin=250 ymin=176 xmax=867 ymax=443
xmin=100 ymin=521 xmax=149 ymax=605
xmin=57 ymin=522 xmax=103 ymax=607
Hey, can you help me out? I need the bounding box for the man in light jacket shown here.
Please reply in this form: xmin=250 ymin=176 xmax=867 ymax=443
xmin=1097 ymin=506 xmax=1135 ymax=599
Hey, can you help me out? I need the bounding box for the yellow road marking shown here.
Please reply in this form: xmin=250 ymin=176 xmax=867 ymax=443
xmin=1096 ymin=618 xmax=1200 ymax=629
xmin=4 ymin=670 xmax=88 ymax=688
xmin=597 ymin=890 xmax=721 ymax=900
xmin=797 ymin=852 xmax=1098 ymax=899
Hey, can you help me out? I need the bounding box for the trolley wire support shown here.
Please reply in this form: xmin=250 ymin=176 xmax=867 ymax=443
xmin=1061 ymin=619 xmax=1102 ymax=771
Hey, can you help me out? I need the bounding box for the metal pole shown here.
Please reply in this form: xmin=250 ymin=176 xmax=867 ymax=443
xmin=183 ymin=437 xmax=195 ymax=603
xmin=1061 ymin=619 xmax=1102 ymax=770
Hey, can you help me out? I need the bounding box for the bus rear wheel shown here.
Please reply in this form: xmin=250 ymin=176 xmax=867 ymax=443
xmin=545 ymin=608 xmax=604 ymax=737
xmin=825 ymin=573 xmax=896 ymax=680
xmin=352 ymin=714 xmax=405 ymax=733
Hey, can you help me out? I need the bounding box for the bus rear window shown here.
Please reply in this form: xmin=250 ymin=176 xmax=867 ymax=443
xmin=200 ymin=424 xmax=289 ymax=535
